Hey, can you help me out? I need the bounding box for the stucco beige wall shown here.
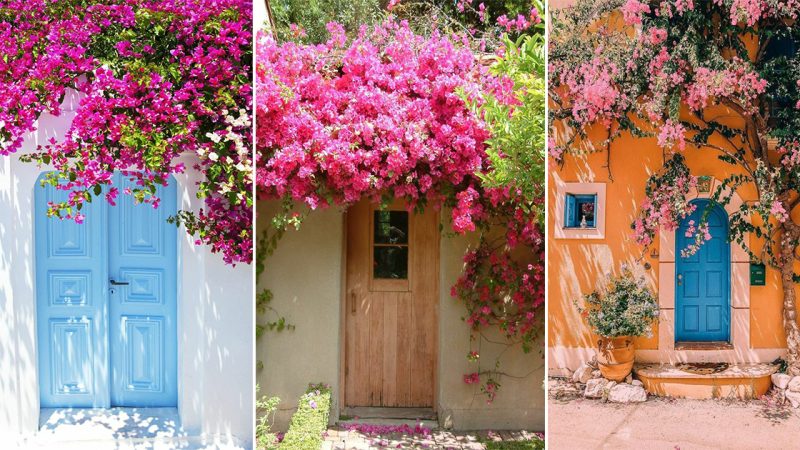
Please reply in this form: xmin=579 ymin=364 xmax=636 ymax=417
xmin=257 ymin=202 xmax=344 ymax=431
xmin=438 ymin=231 xmax=544 ymax=430
xmin=257 ymin=200 xmax=544 ymax=431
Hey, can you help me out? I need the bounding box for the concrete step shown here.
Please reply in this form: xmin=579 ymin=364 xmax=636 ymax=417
xmin=635 ymin=362 xmax=778 ymax=399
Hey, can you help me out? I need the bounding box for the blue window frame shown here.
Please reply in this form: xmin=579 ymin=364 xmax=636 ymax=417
xmin=564 ymin=193 xmax=597 ymax=228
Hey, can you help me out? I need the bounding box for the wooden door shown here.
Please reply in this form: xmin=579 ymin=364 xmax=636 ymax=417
xmin=345 ymin=200 xmax=439 ymax=408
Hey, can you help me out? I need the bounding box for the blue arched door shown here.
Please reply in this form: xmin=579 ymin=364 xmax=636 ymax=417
xmin=675 ymin=199 xmax=730 ymax=342
xmin=36 ymin=173 xmax=178 ymax=408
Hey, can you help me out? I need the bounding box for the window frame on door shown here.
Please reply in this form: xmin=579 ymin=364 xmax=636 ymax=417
xmin=369 ymin=203 xmax=412 ymax=292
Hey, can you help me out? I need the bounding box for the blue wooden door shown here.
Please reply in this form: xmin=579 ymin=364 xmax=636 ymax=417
xmin=676 ymin=199 xmax=730 ymax=342
xmin=36 ymin=176 xmax=110 ymax=408
xmin=36 ymin=173 xmax=177 ymax=408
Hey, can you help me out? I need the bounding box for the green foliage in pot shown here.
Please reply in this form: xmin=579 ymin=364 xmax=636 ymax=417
xmin=575 ymin=265 xmax=658 ymax=338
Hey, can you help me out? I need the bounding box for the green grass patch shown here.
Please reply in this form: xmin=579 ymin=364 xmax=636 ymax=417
xmin=484 ymin=438 xmax=545 ymax=450
xmin=279 ymin=383 xmax=331 ymax=450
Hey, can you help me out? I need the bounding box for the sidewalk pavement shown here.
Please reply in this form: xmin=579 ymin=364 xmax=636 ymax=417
xmin=549 ymin=394 xmax=800 ymax=449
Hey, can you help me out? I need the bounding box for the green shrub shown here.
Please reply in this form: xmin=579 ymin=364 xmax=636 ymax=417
xmin=256 ymin=386 xmax=281 ymax=450
xmin=575 ymin=265 xmax=659 ymax=338
xmin=485 ymin=438 xmax=545 ymax=450
xmin=279 ymin=383 xmax=332 ymax=450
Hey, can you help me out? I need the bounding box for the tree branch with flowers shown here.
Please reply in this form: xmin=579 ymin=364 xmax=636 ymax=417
xmin=1 ymin=0 xmax=253 ymax=265
xmin=551 ymin=0 xmax=800 ymax=372
xmin=257 ymin=0 xmax=545 ymax=401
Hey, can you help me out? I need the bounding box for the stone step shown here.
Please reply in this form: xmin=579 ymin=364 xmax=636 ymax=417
xmin=341 ymin=406 xmax=437 ymax=421
xmin=337 ymin=417 xmax=439 ymax=429
xmin=634 ymin=362 xmax=778 ymax=400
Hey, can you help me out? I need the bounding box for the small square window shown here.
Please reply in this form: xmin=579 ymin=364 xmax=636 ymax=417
xmin=373 ymin=210 xmax=409 ymax=280
xmin=564 ymin=193 xmax=597 ymax=229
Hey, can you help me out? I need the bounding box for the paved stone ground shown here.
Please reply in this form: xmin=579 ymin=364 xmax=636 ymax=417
xmin=322 ymin=428 xmax=541 ymax=450
xmin=549 ymin=378 xmax=800 ymax=449
xmin=19 ymin=408 xmax=245 ymax=449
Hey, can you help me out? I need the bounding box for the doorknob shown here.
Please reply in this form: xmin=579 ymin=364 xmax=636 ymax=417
xmin=677 ymin=274 xmax=683 ymax=286
xmin=110 ymin=279 xmax=130 ymax=286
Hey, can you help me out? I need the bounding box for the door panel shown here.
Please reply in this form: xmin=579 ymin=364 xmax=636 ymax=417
xmin=36 ymin=178 xmax=109 ymax=407
xmin=109 ymin=174 xmax=177 ymax=407
xmin=345 ymin=200 xmax=438 ymax=408
xmin=676 ymin=199 xmax=730 ymax=342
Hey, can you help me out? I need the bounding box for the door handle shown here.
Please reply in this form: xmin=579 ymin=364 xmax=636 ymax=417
xmin=677 ymin=274 xmax=683 ymax=286
xmin=350 ymin=292 xmax=356 ymax=315
xmin=110 ymin=279 xmax=130 ymax=286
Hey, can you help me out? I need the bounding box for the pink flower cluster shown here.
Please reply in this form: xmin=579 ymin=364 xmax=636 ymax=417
xmin=680 ymin=220 xmax=711 ymax=257
xmin=497 ymin=8 xmax=542 ymax=32
xmin=657 ymin=119 xmax=687 ymax=151
xmin=342 ymin=422 xmax=431 ymax=438
xmin=633 ymin=172 xmax=697 ymax=246
xmin=621 ymin=0 xmax=651 ymax=25
xmin=558 ymin=57 xmax=623 ymax=128
xmin=256 ymin=20 xmax=509 ymax=232
xmin=451 ymin=209 xmax=545 ymax=348
xmin=779 ymin=140 xmax=800 ymax=168
xmin=685 ymin=64 xmax=767 ymax=113
xmin=0 ymin=0 xmax=253 ymax=265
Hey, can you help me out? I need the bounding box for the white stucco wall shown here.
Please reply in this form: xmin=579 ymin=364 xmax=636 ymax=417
xmin=257 ymin=200 xmax=544 ymax=432
xmin=0 ymin=90 xmax=253 ymax=447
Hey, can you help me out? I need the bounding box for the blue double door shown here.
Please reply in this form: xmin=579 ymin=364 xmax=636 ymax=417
xmin=36 ymin=173 xmax=178 ymax=408
xmin=676 ymin=199 xmax=731 ymax=342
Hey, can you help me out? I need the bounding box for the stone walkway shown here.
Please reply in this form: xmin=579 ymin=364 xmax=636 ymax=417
xmin=322 ymin=427 xmax=541 ymax=450
xmin=549 ymin=384 xmax=800 ymax=449
xmin=19 ymin=408 xmax=245 ymax=449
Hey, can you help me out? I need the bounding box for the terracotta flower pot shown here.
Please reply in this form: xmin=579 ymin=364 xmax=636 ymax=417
xmin=596 ymin=336 xmax=635 ymax=382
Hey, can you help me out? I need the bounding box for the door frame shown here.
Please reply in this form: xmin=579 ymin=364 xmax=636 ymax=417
xmin=635 ymin=178 xmax=766 ymax=363
xmin=674 ymin=198 xmax=731 ymax=343
xmin=33 ymin=172 xmax=180 ymax=410
xmin=338 ymin=202 xmax=440 ymax=413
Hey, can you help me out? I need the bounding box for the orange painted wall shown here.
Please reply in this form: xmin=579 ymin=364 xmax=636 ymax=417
xmin=547 ymin=130 xmax=793 ymax=351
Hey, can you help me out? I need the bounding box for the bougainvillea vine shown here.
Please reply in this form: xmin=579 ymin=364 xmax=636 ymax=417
xmin=1 ymin=0 xmax=253 ymax=264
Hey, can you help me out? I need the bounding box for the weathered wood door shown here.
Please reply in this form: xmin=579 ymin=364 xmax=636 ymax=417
xmin=345 ymin=200 xmax=439 ymax=408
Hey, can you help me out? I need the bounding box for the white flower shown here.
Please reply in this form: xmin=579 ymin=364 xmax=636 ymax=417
xmin=208 ymin=152 xmax=219 ymax=161
xmin=206 ymin=132 xmax=221 ymax=143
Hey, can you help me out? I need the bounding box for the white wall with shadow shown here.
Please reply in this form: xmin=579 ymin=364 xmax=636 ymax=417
xmin=0 ymin=90 xmax=253 ymax=448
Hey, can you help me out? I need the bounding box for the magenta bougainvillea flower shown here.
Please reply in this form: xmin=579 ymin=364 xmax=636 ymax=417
xmin=0 ymin=0 xmax=253 ymax=264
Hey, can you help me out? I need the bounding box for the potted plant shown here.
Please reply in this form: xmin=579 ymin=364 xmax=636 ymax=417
xmin=575 ymin=265 xmax=659 ymax=381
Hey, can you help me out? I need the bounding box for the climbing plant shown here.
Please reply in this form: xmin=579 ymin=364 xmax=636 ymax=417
xmin=550 ymin=0 xmax=800 ymax=372
xmin=1 ymin=0 xmax=253 ymax=264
